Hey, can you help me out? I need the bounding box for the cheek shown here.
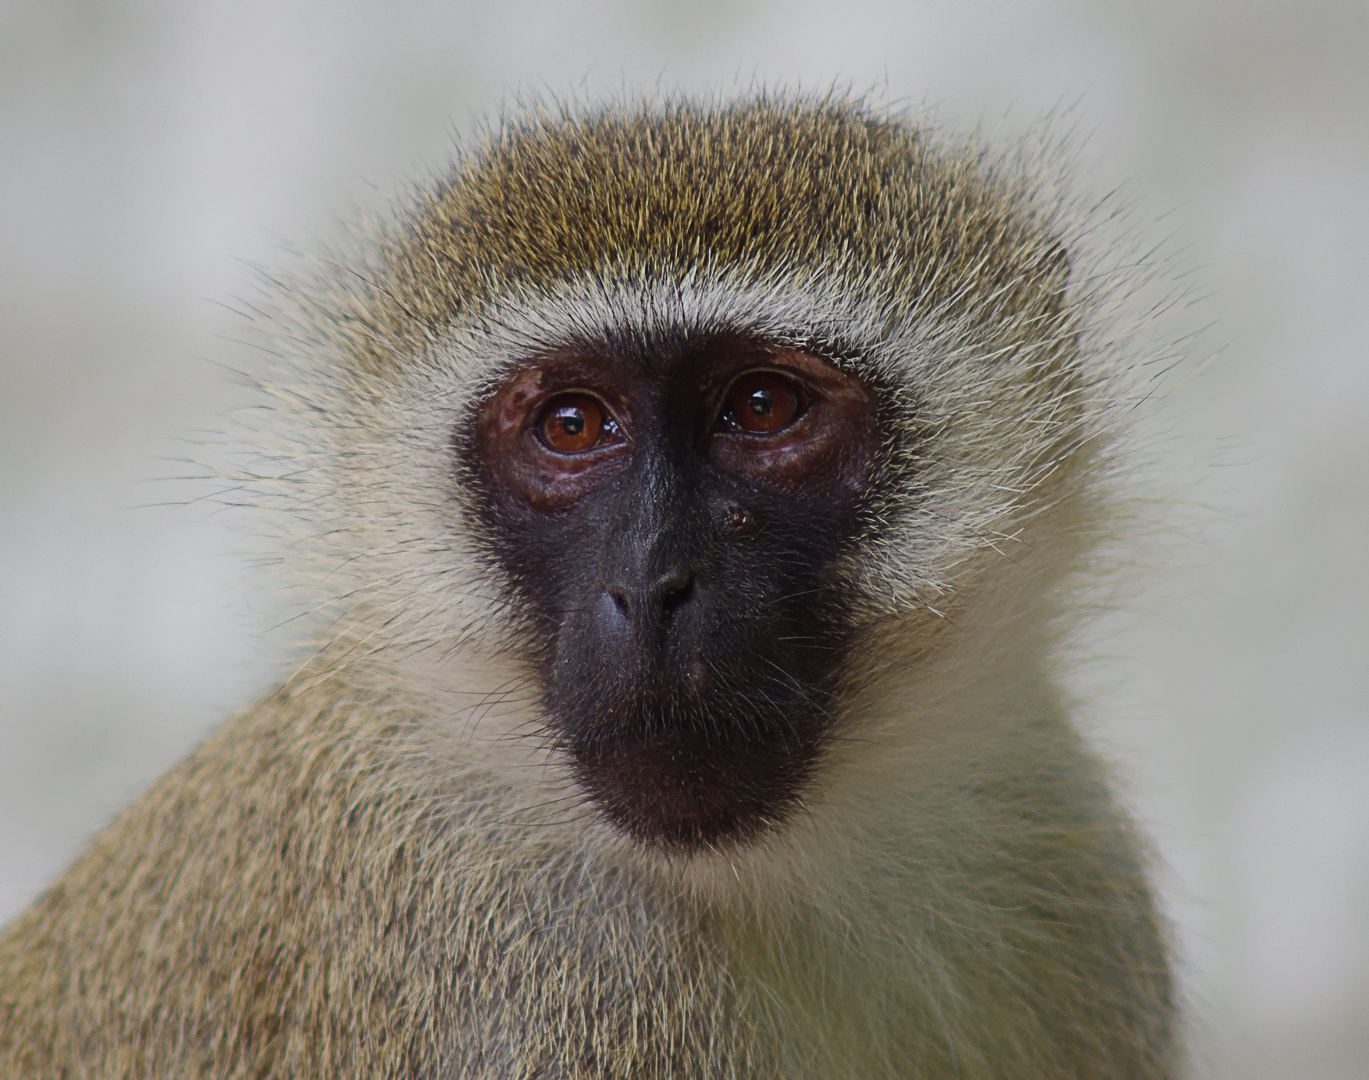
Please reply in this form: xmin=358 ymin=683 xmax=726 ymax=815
xmin=488 ymin=445 xmax=630 ymax=513
xmin=708 ymin=409 xmax=880 ymax=505
xmin=709 ymin=432 xmax=873 ymax=500
xmin=481 ymin=494 xmax=618 ymax=622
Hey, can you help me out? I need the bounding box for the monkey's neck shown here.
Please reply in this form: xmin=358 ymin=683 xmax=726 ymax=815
xmin=3 ymin=642 xmax=1168 ymax=1079
xmin=365 ymin=634 xmax=1171 ymax=1078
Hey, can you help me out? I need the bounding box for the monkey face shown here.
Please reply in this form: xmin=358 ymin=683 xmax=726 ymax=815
xmin=469 ymin=333 xmax=879 ymax=852
xmin=323 ymin=102 xmax=1091 ymax=857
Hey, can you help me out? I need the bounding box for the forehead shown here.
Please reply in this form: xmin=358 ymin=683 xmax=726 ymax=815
xmin=335 ymin=98 xmax=1069 ymax=385
xmin=529 ymin=332 xmax=773 ymax=386
xmin=434 ymin=273 xmax=897 ymax=427
xmin=436 ymin=103 xmax=928 ymax=293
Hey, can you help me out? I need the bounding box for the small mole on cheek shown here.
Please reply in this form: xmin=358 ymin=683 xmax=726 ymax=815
xmin=686 ymin=655 xmax=709 ymax=694
xmin=726 ymin=503 xmax=751 ymax=530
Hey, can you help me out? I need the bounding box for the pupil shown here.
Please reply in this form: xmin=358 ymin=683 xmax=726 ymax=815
xmin=560 ymin=411 xmax=585 ymax=436
xmin=748 ymin=390 xmax=773 ymax=416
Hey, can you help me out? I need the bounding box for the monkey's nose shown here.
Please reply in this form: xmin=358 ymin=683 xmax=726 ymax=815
xmin=603 ymin=570 xmax=696 ymax=630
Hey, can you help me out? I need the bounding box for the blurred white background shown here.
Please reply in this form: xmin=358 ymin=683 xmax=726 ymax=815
xmin=2 ymin=1 xmax=1366 ymax=1076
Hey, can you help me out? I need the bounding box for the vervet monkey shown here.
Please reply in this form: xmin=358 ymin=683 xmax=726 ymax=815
xmin=0 ymin=94 xmax=1178 ymax=1078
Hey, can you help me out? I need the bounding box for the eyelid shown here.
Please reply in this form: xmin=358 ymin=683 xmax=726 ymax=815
xmin=529 ymin=388 xmax=615 ymax=427
xmin=720 ymin=365 xmax=809 ymax=398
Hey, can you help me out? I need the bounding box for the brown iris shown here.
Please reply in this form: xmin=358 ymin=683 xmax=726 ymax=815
xmin=538 ymin=393 xmax=615 ymax=453
xmin=724 ymin=371 xmax=802 ymax=433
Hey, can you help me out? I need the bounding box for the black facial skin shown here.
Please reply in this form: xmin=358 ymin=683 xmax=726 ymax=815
xmin=471 ymin=333 xmax=880 ymax=852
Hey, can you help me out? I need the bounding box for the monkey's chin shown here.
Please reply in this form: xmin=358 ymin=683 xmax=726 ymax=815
xmin=562 ymin=721 xmax=824 ymax=854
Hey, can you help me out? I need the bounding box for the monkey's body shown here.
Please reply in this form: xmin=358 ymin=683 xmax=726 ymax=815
xmin=0 ymin=97 xmax=1178 ymax=1077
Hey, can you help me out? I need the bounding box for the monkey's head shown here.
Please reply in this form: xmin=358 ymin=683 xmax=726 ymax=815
xmin=279 ymin=96 xmax=1103 ymax=856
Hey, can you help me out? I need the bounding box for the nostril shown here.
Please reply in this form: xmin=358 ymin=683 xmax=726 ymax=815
xmin=594 ymin=588 xmax=632 ymax=648
xmin=602 ymin=573 xmax=695 ymax=627
xmin=657 ymin=571 xmax=695 ymax=615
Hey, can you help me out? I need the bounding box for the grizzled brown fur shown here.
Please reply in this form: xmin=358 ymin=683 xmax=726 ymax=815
xmin=0 ymin=94 xmax=1179 ymax=1078
xmin=317 ymin=96 xmax=1067 ymax=382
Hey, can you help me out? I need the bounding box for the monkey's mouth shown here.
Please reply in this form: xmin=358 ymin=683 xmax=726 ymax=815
xmin=534 ymin=574 xmax=848 ymax=852
xmin=547 ymin=682 xmax=830 ymax=852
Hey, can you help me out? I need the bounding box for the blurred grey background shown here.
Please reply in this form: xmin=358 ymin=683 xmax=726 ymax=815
xmin=2 ymin=1 xmax=1366 ymax=1076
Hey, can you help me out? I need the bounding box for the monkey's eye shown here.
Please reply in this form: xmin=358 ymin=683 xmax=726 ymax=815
xmin=537 ymin=393 xmax=621 ymax=453
xmin=721 ymin=371 xmax=803 ymax=434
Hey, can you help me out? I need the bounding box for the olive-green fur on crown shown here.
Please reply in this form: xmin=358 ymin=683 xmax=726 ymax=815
xmin=324 ymin=96 xmax=1071 ymax=382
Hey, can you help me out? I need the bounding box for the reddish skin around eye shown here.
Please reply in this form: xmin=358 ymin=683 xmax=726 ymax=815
xmin=709 ymin=351 xmax=878 ymax=499
xmin=476 ymin=364 xmax=632 ymax=513
xmin=476 ymin=349 xmax=878 ymax=512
